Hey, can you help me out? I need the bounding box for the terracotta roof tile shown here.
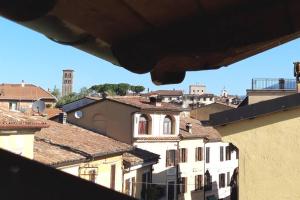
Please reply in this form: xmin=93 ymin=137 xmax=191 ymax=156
xmin=0 ymin=83 xmax=56 ymax=101
xmin=179 ymin=117 xmax=221 ymax=140
xmin=123 ymin=148 xmax=159 ymax=167
xmin=109 ymin=96 xmax=182 ymax=111
xmin=35 ymin=120 xmax=133 ymax=158
xmin=0 ymin=109 xmax=48 ymax=130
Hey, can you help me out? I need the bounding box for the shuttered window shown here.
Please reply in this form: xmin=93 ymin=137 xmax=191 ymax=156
xmin=179 ymin=148 xmax=188 ymax=163
xmin=227 ymin=172 xmax=230 ymax=186
xmin=195 ymin=175 xmax=203 ymax=190
xmin=206 ymin=147 xmax=210 ymax=163
xmin=220 ymin=146 xmax=224 ymax=161
xmin=195 ymin=147 xmax=203 ymax=161
xmin=166 ymin=150 xmax=176 ymax=167
xmin=180 ymin=177 xmax=187 ymax=194
xmin=110 ymin=164 xmax=116 ymax=190
xmin=219 ymin=173 xmax=225 ymax=188
xmin=226 ymin=146 xmax=231 ymax=160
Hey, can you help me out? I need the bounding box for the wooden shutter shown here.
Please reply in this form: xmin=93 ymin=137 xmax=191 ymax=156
xmin=220 ymin=146 xmax=224 ymax=161
xmin=125 ymin=179 xmax=130 ymax=195
xmin=206 ymin=147 xmax=210 ymax=163
xmin=166 ymin=150 xmax=170 ymax=167
xmin=185 ymin=148 xmax=188 ymax=162
xmin=175 ymin=150 xmax=180 ymax=165
xmin=132 ymin=177 xmax=136 ymax=196
xmin=110 ymin=164 xmax=116 ymax=189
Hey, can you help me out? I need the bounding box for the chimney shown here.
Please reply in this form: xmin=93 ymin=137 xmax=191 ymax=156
xmin=21 ymin=80 xmax=25 ymax=87
xmin=58 ymin=112 xmax=67 ymax=124
xmin=294 ymin=62 xmax=300 ymax=93
xmin=149 ymin=95 xmax=162 ymax=107
xmin=186 ymin=123 xmax=192 ymax=133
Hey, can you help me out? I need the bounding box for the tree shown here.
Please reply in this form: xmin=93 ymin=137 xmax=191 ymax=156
xmin=131 ymin=85 xmax=145 ymax=94
xmin=51 ymin=86 xmax=60 ymax=98
xmin=56 ymin=92 xmax=80 ymax=108
xmin=116 ymin=83 xmax=130 ymax=96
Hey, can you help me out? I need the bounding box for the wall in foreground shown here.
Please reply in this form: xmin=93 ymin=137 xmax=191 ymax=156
xmin=216 ymin=107 xmax=300 ymax=200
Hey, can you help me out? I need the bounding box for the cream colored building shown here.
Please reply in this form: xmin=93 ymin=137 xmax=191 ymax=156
xmin=210 ymin=93 xmax=300 ymax=200
xmin=62 ymin=96 xmax=238 ymax=200
xmin=34 ymin=119 xmax=158 ymax=199
xmin=0 ymin=108 xmax=48 ymax=159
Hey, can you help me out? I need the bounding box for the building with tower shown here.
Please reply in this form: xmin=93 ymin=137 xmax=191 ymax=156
xmin=62 ymin=69 xmax=74 ymax=97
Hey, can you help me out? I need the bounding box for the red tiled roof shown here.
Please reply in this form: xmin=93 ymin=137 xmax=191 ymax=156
xmin=179 ymin=116 xmax=221 ymax=140
xmin=0 ymin=109 xmax=48 ymax=130
xmin=45 ymin=108 xmax=62 ymax=119
xmin=34 ymin=120 xmax=133 ymax=165
xmin=108 ymin=96 xmax=182 ymax=111
xmin=0 ymin=83 xmax=56 ymax=101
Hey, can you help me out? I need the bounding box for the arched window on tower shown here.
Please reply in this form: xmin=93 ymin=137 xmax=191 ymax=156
xmin=163 ymin=116 xmax=172 ymax=135
xmin=138 ymin=115 xmax=149 ymax=135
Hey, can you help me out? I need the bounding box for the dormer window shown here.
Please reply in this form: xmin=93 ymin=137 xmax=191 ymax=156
xmin=163 ymin=116 xmax=172 ymax=135
xmin=138 ymin=115 xmax=149 ymax=135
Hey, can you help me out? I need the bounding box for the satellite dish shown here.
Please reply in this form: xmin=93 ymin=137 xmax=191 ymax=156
xmin=32 ymin=100 xmax=46 ymax=113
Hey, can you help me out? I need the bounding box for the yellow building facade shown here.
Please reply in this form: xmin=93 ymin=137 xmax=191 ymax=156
xmin=210 ymin=93 xmax=300 ymax=200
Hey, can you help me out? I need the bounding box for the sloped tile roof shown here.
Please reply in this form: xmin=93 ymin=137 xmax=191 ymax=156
xmin=179 ymin=116 xmax=221 ymax=141
xmin=123 ymin=148 xmax=159 ymax=168
xmin=35 ymin=120 xmax=133 ymax=162
xmin=0 ymin=83 xmax=56 ymax=101
xmin=0 ymin=109 xmax=48 ymax=130
xmin=109 ymin=96 xmax=182 ymax=111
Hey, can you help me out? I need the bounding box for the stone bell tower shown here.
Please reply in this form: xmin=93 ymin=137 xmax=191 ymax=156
xmin=62 ymin=69 xmax=74 ymax=97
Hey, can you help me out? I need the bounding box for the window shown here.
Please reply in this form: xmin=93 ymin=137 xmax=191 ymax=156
xmin=138 ymin=115 xmax=149 ymax=135
xmin=179 ymin=177 xmax=187 ymax=194
xmin=195 ymin=147 xmax=203 ymax=161
xmin=206 ymin=147 xmax=210 ymax=163
xmin=110 ymin=164 xmax=116 ymax=190
xmin=227 ymin=172 xmax=231 ymax=186
xmin=195 ymin=175 xmax=203 ymax=190
xmin=236 ymin=149 xmax=239 ymax=159
xmin=168 ymin=181 xmax=175 ymax=200
xmin=88 ymin=169 xmax=97 ymax=183
xmin=219 ymin=173 xmax=225 ymax=188
xmin=179 ymin=148 xmax=187 ymax=163
xmin=204 ymin=171 xmax=212 ymax=191
xmin=125 ymin=177 xmax=136 ymax=196
xmin=226 ymin=146 xmax=231 ymax=160
xmin=220 ymin=146 xmax=224 ymax=161
xmin=141 ymin=172 xmax=151 ymax=200
xmin=166 ymin=150 xmax=176 ymax=167
xmin=9 ymin=101 xmax=18 ymax=111
xmin=163 ymin=116 xmax=172 ymax=135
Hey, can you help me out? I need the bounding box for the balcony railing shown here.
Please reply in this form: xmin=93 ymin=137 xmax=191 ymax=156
xmin=251 ymin=78 xmax=296 ymax=90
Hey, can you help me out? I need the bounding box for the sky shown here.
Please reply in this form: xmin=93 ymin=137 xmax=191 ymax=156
xmin=1 ymin=17 xmax=300 ymax=96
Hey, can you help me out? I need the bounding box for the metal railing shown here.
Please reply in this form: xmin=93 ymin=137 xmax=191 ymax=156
xmin=251 ymin=78 xmax=296 ymax=90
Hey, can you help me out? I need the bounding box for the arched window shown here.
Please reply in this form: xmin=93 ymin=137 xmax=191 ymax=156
xmin=163 ymin=116 xmax=172 ymax=135
xmin=138 ymin=115 xmax=148 ymax=135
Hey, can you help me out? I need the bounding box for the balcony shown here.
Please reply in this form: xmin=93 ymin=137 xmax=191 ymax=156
xmin=251 ymin=78 xmax=296 ymax=91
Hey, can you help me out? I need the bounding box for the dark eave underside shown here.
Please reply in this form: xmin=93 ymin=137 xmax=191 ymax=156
xmin=1 ymin=0 xmax=300 ymax=85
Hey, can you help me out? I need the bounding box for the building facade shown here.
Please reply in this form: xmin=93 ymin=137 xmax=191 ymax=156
xmin=64 ymin=96 xmax=238 ymax=200
xmin=189 ymin=85 xmax=206 ymax=95
xmin=210 ymin=93 xmax=300 ymax=200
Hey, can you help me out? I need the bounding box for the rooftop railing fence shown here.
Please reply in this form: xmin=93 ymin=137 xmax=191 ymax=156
xmin=251 ymin=78 xmax=296 ymax=90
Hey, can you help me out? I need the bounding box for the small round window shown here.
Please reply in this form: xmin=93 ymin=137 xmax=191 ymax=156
xmin=74 ymin=111 xmax=83 ymax=119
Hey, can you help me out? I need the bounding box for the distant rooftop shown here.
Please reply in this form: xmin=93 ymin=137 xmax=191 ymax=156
xmin=251 ymin=78 xmax=296 ymax=91
xmin=0 ymin=83 xmax=57 ymax=101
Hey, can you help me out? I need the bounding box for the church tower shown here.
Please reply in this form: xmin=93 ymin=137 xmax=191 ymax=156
xmin=62 ymin=69 xmax=74 ymax=97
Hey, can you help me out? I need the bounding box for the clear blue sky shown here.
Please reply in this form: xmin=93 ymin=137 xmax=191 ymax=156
xmin=1 ymin=17 xmax=299 ymax=96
